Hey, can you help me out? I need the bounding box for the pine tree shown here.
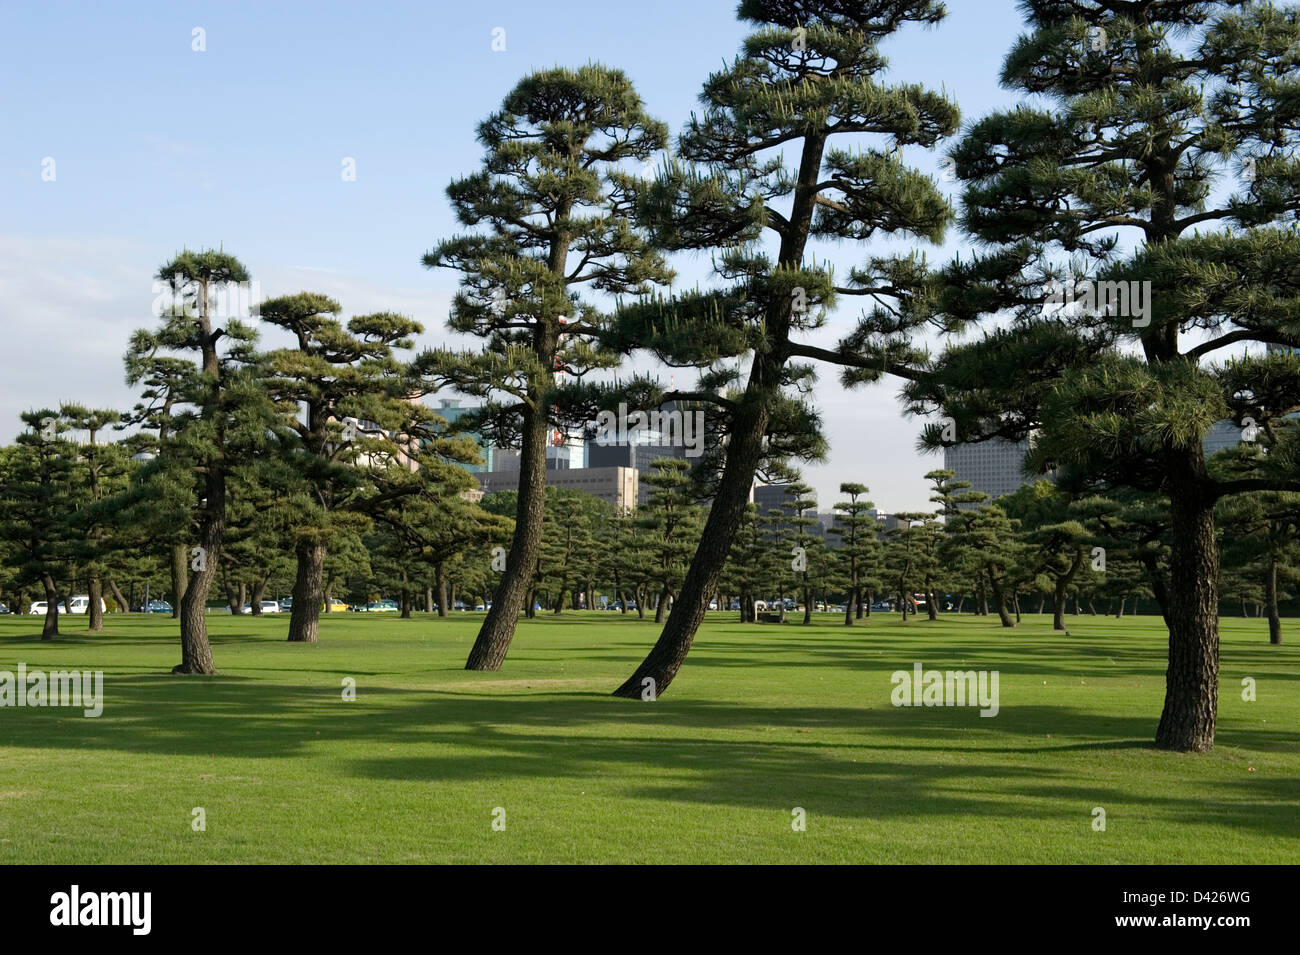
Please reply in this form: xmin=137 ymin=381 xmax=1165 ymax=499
xmin=610 ymin=0 xmax=957 ymax=696
xmin=259 ymin=292 xmax=446 ymax=642
xmin=786 ymin=480 xmax=824 ymax=624
xmin=999 ymin=480 xmax=1091 ymax=631
xmin=419 ymin=65 xmax=671 ymax=669
xmin=829 ymin=483 xmax=881 ymax=625
xmin=126 ymin=249 xmax=271 ymax=674
xmin=638 ymin=458 xmax=705 ymax=624
xmin=906 ymin=1 xmax=1300 ymax=750
xmin=0 ymin=412 xmax=79 ymax=638
xmin=1218 ymin=492 xmax=1300 ymax=644
xmin=60 ymin=405 xmax=132 ymax=632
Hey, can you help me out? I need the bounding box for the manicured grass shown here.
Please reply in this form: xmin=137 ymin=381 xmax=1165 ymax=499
xmin=0 ymin=609 xmax=1296 ymax=863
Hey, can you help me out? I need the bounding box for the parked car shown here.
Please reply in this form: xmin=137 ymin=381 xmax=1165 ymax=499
xmin=138 ymin=599 xmax=173 ymax=614
xmin=323 ymin=599 xmax=349 ymax=612
xmin=240 ymin=600 xmax=282 ymax=614
xmin=0 ymin=603 xmax=10 ymax=614
xmin=360 ymin=600 xmax=399 ymax=613
xmin=279 ymin=598 xmax=293 ymax=611
xmin=65 ymin=595 xmax=107 ymax=615
xmin=28 ymin=601 xmax=66 ymax=615
xmin=474 ymin=603 xmax=486 ymax=611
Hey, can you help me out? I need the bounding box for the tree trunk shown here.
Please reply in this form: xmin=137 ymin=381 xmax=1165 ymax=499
xmin=170 ymin=543 xmax=188 ymax=619
xmin=802 ymin=585 xmax=812 ymax=625
xmin=107 ymin=578 xmax=129 ymax=615
xmin=654 ymin=586 xmax=668 ymax=624
xmin=466 ymin=380 xmax=550 ymax=669
xmin=87 ymin=574 xmax=104 ymax=632
xmin=176 ymin=483 xmax=221 ymax=674
xmin=843 ymin=586 xmax=857 ymax=626
xmin=250 ymin=577 xmax=267 ymax=616
xmin=287 ymin=538 xmax=326 ymax=643
xmin=41 ymin=574 xmax=59 ymax=639
xmin=1154 ymin=468 xmax=1219 ymax=752
xmin=988 ymin=571 xmax=1015 ymax=628
xmin=927 ymin=587 xmax=938 ymax=621
xmin=425 ymin=585 xmax=435 ymax=615
xmin=401 ymin=587 xmax=412 ymax=619
xmin=437 ymin=563 xmax=450 ymax=618
xmin=1265 ymin=554 xmax=1282 ymax=645
xmin=1053 ymin=579 xmax=1069 ymax=632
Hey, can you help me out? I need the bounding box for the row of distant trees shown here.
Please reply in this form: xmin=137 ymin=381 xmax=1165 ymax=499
xmin=6 ymin=405 xmax=1294 ymax=645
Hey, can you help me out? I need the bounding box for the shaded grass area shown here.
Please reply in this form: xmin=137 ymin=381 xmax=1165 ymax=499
xmin=0 ymin=610 xmax=1296 ymax=863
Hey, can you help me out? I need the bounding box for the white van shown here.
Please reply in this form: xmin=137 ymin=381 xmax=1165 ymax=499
xmin=66 ymin=595 xmax=107 ymax=615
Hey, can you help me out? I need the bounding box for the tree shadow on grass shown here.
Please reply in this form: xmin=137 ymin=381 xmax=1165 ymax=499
xmin=2 ymin=674 xmax=1298 ymax=839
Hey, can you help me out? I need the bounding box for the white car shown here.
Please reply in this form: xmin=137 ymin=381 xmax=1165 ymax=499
xmin=65 ymin=595 xmax=107 ymax=615
xmin=242 ymin=600 xmax=282 ymax=614
xmin=28 ymin=600 xmax=66 ymax=615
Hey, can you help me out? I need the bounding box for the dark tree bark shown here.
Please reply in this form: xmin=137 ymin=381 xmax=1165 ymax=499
xmin=107 ymin=578 xmax=129 ymax=615
xmin=41 ymin=574 xmax=59 ymax=640
xmin=170 ymin=543 xmax=188 ymax=619
xmin=988 ymin=572 xmax=1016 ymax=628
xmin=176 ymin=476 xmax=221 ymax=675
xmin=287 ymin=538 xmax=326 ymax=643
xmin=1265 ymin=555 xmax=1282 ymax=645
xmin=87 ymin=574 xmax=104 ymax=632
xmin=1154 ymin=461 xmax=1219 ymax=752
xmin=1052 ymin=550 xmax=1084 ymax=631
xmin=437 ymin=563 xmax=450 ymax=618
xmin=249 ymin=575 xmax=268 ymax=616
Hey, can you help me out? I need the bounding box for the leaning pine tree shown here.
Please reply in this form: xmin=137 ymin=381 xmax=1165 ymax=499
xmin=419 ymin=65 xmax=672 ymax=671
xmin=608 ymin=0 xmax=958 ymax=697
xmin=906 ymin=1 xmax=1300 ymax=750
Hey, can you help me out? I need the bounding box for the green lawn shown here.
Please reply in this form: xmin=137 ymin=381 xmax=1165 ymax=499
xmin=0 ymin=609 xmax=1296 ymax=863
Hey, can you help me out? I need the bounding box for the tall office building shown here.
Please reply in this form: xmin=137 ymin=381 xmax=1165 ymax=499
xmin=943 ymin=438 xmax=1033 ymax=501
xmin=752 ymin=482 xmax=803 ymax=517
xmin=432 ymin=398 xmax=494 ymax=473
xmin=476 ymin=465 xmax=639 ymax=512
xmin=588 ymin=415 xmax=690 ymax=505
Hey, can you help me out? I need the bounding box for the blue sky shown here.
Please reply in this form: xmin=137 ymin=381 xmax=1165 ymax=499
xmin=0 ymin=0 xmax=1031 ymax=511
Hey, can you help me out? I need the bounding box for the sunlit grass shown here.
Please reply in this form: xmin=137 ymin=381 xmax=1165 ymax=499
xmin=0 ymin=609 xmax=1295 ymax=863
